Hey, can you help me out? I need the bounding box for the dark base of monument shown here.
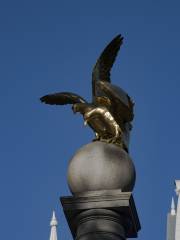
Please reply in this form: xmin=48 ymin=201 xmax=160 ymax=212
xmin=60 ymin=190 xmax=141 ymax=240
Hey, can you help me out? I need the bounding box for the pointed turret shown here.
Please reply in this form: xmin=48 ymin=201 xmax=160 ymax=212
xmin=167 ymin=196 xmax=176 ymax=240
xmin=175 ymin=180 xmax=180 ymax=240
xmin=171 ymin=197 xmax=176 ymax=216
xmin=49 ymin=211 xmax=58 ymax=240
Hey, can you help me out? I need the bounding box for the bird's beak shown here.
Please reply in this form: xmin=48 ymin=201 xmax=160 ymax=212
xmin=84 ymin=120 xmax=88 ymax=126
xmin=72 ymin=105 xmax=76 ymax=114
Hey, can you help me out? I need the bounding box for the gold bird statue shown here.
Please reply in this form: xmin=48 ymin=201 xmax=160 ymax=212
xmin=40 ymin=35 xmax=134 ymax=152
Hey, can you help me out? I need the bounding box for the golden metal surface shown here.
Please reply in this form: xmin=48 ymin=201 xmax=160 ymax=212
xmin=40 ymin=35 xmax=134 ymax=152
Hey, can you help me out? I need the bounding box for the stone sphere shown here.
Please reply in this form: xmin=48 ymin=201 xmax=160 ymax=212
xmin=67 ymin=141 xmax=136 ymax=194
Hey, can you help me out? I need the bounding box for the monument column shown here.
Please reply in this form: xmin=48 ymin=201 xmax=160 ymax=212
xmin=60 ymin=142 xmax=141 ymax=240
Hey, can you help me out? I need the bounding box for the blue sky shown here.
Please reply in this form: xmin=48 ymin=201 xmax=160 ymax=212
xmin=0 ymin=0 xmax=180 ymax=239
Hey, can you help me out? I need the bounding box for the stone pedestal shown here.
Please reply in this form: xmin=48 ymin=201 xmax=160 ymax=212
xmin=60 ymin=190 xmax=141 ymax=240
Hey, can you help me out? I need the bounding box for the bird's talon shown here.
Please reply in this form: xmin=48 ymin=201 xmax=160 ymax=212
xmin=107 ymin=137 xmax=117 ymax=144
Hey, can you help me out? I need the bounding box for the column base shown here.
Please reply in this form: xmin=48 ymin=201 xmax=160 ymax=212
xmin=60 ymin=190 xmax=141 ymax=239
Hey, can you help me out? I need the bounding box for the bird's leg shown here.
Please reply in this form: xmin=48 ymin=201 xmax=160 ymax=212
xmin=107 ymin=124 xmax=122 ymax=143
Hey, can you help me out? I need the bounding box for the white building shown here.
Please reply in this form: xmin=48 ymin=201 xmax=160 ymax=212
xmin=167 ymin=180 xmax=180 ymax=240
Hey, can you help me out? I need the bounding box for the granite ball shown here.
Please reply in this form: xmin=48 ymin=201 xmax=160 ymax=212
xmin=67 ymin=141 xmax=136 ymax=194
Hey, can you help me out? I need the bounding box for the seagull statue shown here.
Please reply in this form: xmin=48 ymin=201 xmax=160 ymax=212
xmin=40 ymin=35 xmax=134 ymax=152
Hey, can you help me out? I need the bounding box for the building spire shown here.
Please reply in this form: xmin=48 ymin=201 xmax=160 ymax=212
xmin=49 ymin=211 xmax=58 ymax=240
xmin=175 ymin=180 xmax=180 ymax=240
xmin=171 ymin=197 xmax=176 ymax=215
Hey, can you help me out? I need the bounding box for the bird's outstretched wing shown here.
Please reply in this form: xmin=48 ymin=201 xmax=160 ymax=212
xmin=92 ymin=34 xmax=123 ymax=97
xmin=40 ymin=92 xmax=87 ymax=105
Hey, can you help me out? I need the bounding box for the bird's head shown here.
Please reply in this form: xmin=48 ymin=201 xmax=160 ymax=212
xmin=72 ymin=103 xmax=80 ymax=113
xmin=72 ymin=103 xmax=93 ymax=115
